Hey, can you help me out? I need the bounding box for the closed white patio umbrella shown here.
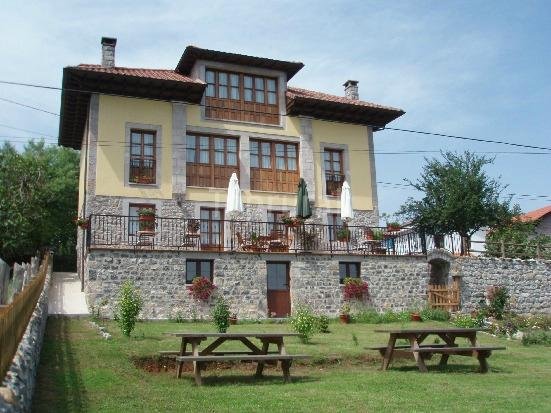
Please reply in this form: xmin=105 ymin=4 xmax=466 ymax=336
xmin=340 ymin=181 xmax=354 ymax=222
xmin=225 ymin=172 xmax=244 ymax=217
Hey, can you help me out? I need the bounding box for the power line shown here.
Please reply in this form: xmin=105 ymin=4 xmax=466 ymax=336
xmin=0 ymin=97 xmax=59 ymax=116
xmin=1 ymin=78 xmax=550 ymax=152
xmin=0 ymin=123 xmax=56 ymax=138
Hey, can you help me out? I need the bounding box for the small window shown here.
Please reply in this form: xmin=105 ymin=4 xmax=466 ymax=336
xmin=339 ymin=262 xmax=360 ymax=284
xmin=186 ymin=259 xmax=213 ymax=284
xmin=324 ymin=149 xmax=344 ymax=196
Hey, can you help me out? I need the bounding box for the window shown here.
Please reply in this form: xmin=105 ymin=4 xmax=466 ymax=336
xmin=204 ymin=69 xmax=279 ymax=124
xmin=324 ymin=149 xmax=345 ymax=196
xmin=200 ymin=208 xmax=224 ymax=250
xmin=186 ymin=260 xmax=213 ymax=284
xmin=328 ymin=213 xmax=343 ymax=239
xmin=267 ymin=210 xmax=289 ymax=234
xmin=250 ymin=139 xmax=299 ymax=192
xmin=128 ymin=203 xmax=155 ymax=236
xmin=129 ymin=130 xmax=156 ymax=184
xmin=339 ymin=262 xmax=360 ymax=284
xmin=186 ymin=134 xmax=239 ymax=188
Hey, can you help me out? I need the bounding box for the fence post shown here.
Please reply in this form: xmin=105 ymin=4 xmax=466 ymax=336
xmin=0 ymin=259 xmax=9 ymax=305
xmin=500 ymin=239 xmax=505 ymax=258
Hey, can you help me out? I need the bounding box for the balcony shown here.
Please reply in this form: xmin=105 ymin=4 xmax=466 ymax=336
xmin=86 ymin=214 xmax=430 ymax=256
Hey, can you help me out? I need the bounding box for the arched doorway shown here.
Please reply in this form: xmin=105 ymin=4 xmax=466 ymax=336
xmin=429 ymin=258 xmax=450 ymax=285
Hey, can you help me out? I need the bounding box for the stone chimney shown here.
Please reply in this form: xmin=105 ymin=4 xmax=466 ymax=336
xmin=101 ymin=37 xmax=117 ymax=67
xmin=343 ymin=80 xmax=359 ymax=100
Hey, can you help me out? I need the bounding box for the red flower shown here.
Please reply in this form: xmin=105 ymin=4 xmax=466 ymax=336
xmin=188 ymin=277 xmax=217 ymax=301
xmin=343 ymin=278 xmax=369 ymax=301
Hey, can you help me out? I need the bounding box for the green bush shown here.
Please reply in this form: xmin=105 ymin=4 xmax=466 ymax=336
xmin=451 ymin=313 xmax=484 ymax=328
xmin=211 ymin=298 xmax=230 ymax=333
xmin=522 ymin=330 xmax=551 ymax=346
xmin=354 ymin=309 xmax=382 ymax=324
xmin=116 ymin=281 xmax=143 ymax=337
xmin=489 ymin=286 xmax=510 ymax=319
xmin=420 ymin=307 xmax=450 ymax=322
xmin=290 ymin=305 xmax=317 ymax=343
xmin=316 ymin=314 xmax=330 ymax=333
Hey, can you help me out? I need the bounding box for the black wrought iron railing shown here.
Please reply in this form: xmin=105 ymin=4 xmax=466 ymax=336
xmin=86 ymin=214 xmax=430 ymax=256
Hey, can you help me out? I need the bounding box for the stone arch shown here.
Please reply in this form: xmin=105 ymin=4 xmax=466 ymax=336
xmin=427 ymin=249 xmax=454 ymax=285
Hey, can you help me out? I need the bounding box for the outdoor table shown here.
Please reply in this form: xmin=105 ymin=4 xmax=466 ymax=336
xmin=371 ymin=327 xmax=505 ymax=373
xmin=162 ymin=332 xmax=307 ymax=384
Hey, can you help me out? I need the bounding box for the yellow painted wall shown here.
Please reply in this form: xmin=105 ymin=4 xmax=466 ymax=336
xmin=186 ymin=187 xmax=296 ymax=207
xmin=186 ymin=105 xmax=301 ymax=137
xmin=95 ymin=95 xmax=173 ymax=199
xmin=312 ymin=119 xmax=373 ymax=210
xmin=78 ymin=136 xmax=86 ymax=215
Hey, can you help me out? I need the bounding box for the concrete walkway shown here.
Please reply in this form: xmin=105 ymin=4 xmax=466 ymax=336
xmin=48 ymin=272 xmax=89 ymax=315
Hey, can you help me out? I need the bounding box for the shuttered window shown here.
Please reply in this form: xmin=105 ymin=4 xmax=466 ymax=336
xmin=250 ymin=139 xmax=299 ymax=192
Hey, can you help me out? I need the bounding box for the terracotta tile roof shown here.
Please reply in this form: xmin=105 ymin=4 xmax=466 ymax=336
xmin=72 ymin=64 xmax=204 ymax=84
xmin=519 ymin=205 xmax=551 ymax=222
xmin=286 ymin=86 xmax=404 ymax=113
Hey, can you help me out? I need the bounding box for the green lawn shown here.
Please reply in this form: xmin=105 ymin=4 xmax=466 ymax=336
xmin=32 ymin=317 xmax=551 ymax=412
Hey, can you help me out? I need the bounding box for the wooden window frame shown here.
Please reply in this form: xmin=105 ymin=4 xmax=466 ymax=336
xmin=186 ymin=133 xmax=239 ymax=188
xmin=339 ymin=262 xmax=361 ymax=284
xmin=204 ymin=69 xmax=279 ymax=124
xmin=200 ymin=207 xmax=225 ymax=250
xmin=267 ymin=210 xmax=290 ymax=234
xmin=129 ymin=129 xmax=156 ymax=184
xmin=185 ymin=259 xmax=214 ymax=284
xmin=250 ymin=139 xmax=299 ymax=192
xmin=324 ymin=148 xmax=345 ymax=196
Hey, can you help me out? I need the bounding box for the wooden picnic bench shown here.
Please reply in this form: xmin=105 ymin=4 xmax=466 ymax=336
xmin=162 ymin=332 xmax=309 ymax=385
xmin=368 ymin=327 xmax=505 ymax=373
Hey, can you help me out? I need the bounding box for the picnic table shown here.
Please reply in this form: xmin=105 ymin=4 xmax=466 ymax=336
xmin=368 ymin=327 xmax=505 ymax=373
xmin=162 ymin=332 xmax=309 ymax=385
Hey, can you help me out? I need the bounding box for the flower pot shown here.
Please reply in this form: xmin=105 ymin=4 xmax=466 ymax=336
xmin=410 ymin=312 xmax=422 ymax=322
xmin=229 ymin=317 xmax=237 ymax=325
xmin=139 ymin=214 xmax=155 ymax=231
xmin=339 ymin=314 xmax=350 ymax=324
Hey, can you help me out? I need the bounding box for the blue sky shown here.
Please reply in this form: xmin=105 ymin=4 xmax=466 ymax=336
xmin=1 ymin=0 xmax=549 ymax=216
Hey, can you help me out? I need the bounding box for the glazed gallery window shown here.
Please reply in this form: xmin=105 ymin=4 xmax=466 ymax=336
xmin=249 ymin=140 xmax=299 ymax=192
xmin=324 ymin=149 xmax=344 ymax=196
xmin=129 ymin=130 xmax=156 ymax=184
xmin=204 ymin=69 xmax=279 ymax=124
xmin=185 ymin=259 xmax=213 ymax=283
xmin=339 ymin=262 xmax=360 ymax=284
xmin=186 ymin=134 xmax=238 ymax=188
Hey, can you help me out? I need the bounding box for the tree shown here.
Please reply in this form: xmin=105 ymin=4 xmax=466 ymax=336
xmin=486 ymin=219 xmax=551 ymax=259
xmin=0 ymin=140 xmax=79 ymax=264
xmin=398 ymin=151 xmax=513 ymax=254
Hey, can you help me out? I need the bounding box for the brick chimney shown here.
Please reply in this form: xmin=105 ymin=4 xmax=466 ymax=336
xmin=101 ymin=37 xmax=117 ymax=67
xmin=343 ymin=80 xmax=359 ymax=100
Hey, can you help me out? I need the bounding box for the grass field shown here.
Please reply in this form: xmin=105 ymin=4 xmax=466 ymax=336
xmin=32 ymin=317 xmax=551 ymax=412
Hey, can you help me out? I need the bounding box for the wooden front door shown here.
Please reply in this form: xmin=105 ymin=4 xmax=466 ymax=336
xmin=267 ymin=262 xmax=291 ymax=317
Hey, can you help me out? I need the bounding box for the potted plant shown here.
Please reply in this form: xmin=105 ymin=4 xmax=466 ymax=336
xmin=186 ymin=219 xmax=200 ymax=235
xmin=281 ymin=216 xmax=303 ymax=228
xmin=336 ymin=226 xmax=351 ymax=242
xmin=339 ymin=303 xmax=351 ymax=324
xmin=386 ymin=221 xmax=401 ymax=232
xmin=372 ymin=229 xmax=387 ymax=254
xmin=138 ymin=208 xmax=156 ymax=232
xmin=74 ymin=217 xmax=89 ymax=229
xmin=229 ymin=312 xmax=238 ymax=325
xmin=409 ymin=302 xmax=423 ymax=322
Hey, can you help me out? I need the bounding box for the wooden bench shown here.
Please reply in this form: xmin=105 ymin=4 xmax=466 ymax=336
xmin=403 ymin=346 xmax=506 ymax=373
xmin=175 ymin=354 xmax=310 ymax=385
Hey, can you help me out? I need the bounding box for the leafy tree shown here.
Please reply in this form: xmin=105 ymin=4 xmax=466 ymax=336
xmin=0 ymin=140 xmax=79 ymax=264
xmin=398 ymin=151 xmax=513 ymax=253
xmin=486 ymin=219 xmax=551 ymax=259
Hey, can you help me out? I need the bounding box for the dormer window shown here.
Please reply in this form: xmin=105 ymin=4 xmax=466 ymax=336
xmin=204 ymin=69 xmax=279 ymax=125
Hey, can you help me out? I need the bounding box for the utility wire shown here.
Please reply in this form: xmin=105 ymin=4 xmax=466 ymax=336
xmin=0 ymin=97 xmax=59 ymax=116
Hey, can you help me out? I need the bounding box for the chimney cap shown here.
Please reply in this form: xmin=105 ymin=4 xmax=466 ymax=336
xmin=343 ymin=80 xmax=358 ymax=87
xmin=101 ymin=37 xmax=117 ymax=46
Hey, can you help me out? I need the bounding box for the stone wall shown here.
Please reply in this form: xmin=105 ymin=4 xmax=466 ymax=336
xmin=84 ymin=248 xmax=551 ymax=319
xmin=452 ymin=257 xmax=551 ymax=314
xmin=0 ymin=261 xmax=51 ymax=413
xmin=85 ymin=250 xmax=429 ymax=319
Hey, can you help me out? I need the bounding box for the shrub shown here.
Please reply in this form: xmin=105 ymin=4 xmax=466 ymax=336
xmin=343 ymin=277 xmax=369 ymax=301
xmin=116 ymin=280 xmax=143 ymax=337
xmin=488 ymin=286 xmax=510 ymax=319
xmin=420 ymin=307 xmax=450 ymax=322
xmin=451 ymin=313 xmax=483 ymax=328
xmin=290 ymin=305 xmax=317 ymax=343
xmin=316 ymin=314 xmax=330 ymax=333
xmin=487 ymin=316 xmax=518 ymax=336
xmin=522 ymin=330 xmax=551 ymax=346
xmin=211 ymin=298 xmax=230 ymax=333
xmin=188 ymin=277 xmax=217 ymax=301
xmin=354 ymin=309 xmax=382 ymax=324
